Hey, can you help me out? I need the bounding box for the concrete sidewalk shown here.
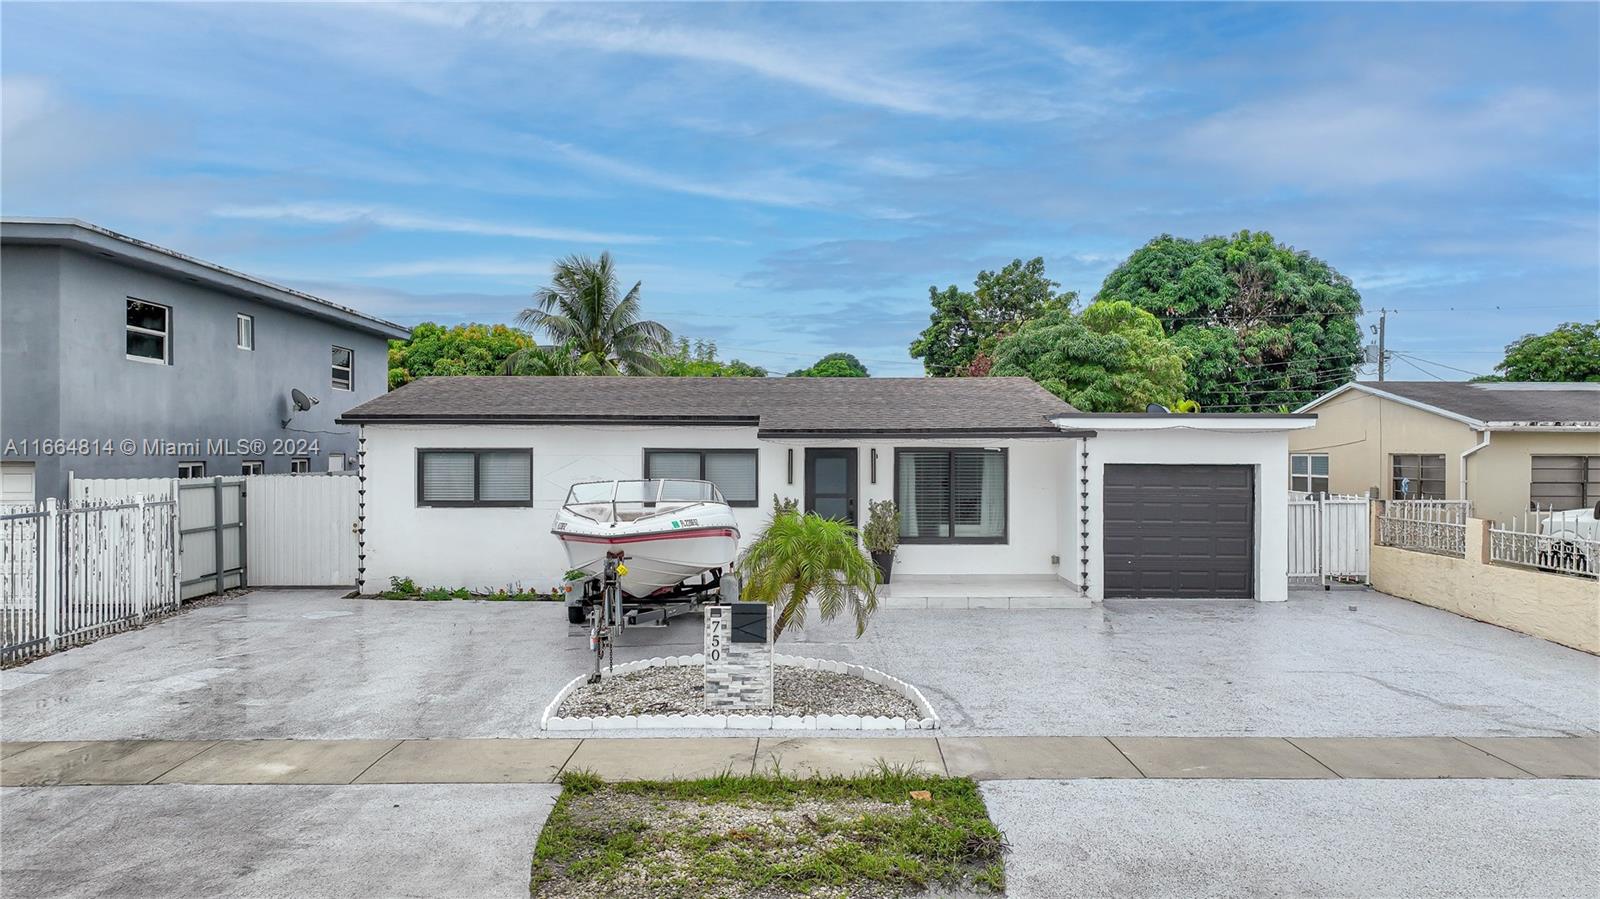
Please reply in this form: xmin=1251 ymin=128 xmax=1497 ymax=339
xmin=3 ymin=735 xmax=1595 ymax=785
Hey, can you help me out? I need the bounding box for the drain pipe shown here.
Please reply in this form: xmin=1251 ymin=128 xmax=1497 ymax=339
xmin=1460 ymin=429 xmax=1492 ymax=512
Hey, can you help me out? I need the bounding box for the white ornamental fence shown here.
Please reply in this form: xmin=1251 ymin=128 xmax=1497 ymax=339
xmin=1377 ymin=499 xmax=1470 ymax=558
xmin=1488 ymin=506 xmax=1599 ymax=579
xmin=1 ymin=497 xmax=178 ymax=661
xmin=1288 ymin=494 xmax=1371 ymax=586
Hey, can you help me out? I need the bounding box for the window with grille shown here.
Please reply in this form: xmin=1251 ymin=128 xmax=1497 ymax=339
xmin=416 ymin=449 xmax=532 ymax=506
xmin=290 ymin=457 xmax=311 ymax=474
xmin=1291 ymin=453 xmax=1329 ymax=497
xmin=895 ymin=448 xmax=1007 ymax=543
xmin=241 ymin=460 xmax=264 ymax=475
xmin=1530 ymin=455 xmax=1600 ymax=511
xmin=177 ymin=461 xmax=205 ymax=479
xmin=1391 ymin=454 xmax=1445 ymax=500
xmin=642 ymin=449 xmax=758 ymax=506
xmin=331 ymin=345 xmax=354 ymax=391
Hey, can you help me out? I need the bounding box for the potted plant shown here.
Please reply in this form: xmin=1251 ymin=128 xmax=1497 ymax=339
xmin=862 ymin=500 xmax=900 ymax=584
xmin=737 ymin=509 xmax=879 ymax=639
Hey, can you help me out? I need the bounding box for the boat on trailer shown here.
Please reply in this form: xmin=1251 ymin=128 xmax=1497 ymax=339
xmin=553 ymin=478 xmax=741 ymax=599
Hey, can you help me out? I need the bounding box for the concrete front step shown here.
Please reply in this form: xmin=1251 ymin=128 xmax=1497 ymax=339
xmin=4 ymin=736 xmax=1594 ymax=785
xmin=879 ymin=574 xmax=1090 ymax=609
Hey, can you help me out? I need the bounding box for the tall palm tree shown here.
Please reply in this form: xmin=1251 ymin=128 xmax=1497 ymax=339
xmin=505 ymin=252 xmax=672 ymax=375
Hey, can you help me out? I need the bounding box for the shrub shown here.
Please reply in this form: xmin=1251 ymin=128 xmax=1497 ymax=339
xmin=737 ymin=510 xmax=879 ymax=639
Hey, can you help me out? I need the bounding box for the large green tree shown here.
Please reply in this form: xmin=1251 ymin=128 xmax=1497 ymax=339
xmin=507 ymin=252 xmax=673 ymax=375
xmin=1476 ymin=321 xmax=1600 ymax=382
xmin=788 ymin=352 xmax=869 ymax=378
xmin=1096 ymin=231 xmax=1362 ymax=411
xmin=988 ymin=300 xmax=1189 ymax=412
xmin=655 ymin=338 xmax=768 ymax=377
xmin=387 ymin=322 xmax=534 ymax=389
xmin=910 ymin=257 xmax=1076 ymax=377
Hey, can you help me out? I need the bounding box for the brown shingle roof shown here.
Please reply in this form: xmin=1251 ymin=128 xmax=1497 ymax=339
xmin=338 ymin=376 xmax=1080 ymax=435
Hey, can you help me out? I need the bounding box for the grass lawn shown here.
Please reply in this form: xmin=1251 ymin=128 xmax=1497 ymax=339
xmin=530 ymin=767 xmax=1008 ymax=898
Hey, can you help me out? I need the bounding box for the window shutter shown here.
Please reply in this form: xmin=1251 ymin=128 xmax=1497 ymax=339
xmin=704 ymin=453 xmax=757 ymax=504
xmin=421 ymin=452 xmax=475 ymax=502
xmin=647 ymin=452 xmax=702 ymax=481
xmin=477 ymin=452 xmax=531 ymax=502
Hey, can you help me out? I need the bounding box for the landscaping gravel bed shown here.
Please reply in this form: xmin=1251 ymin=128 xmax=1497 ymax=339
xmin=558 ymin=665 xmax=919 ymax=719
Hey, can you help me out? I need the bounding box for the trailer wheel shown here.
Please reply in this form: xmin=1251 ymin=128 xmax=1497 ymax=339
xmin=567 ymin=605 xmax=586 ymax=625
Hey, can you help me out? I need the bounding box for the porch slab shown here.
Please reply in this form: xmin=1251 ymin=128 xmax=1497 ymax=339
xmin=0 ymin=740 xmax=216 ymax=786
xmin=753 ymin=737 xmax=945 ymax=777
xmin=155 ymin=739 xmax=400 ymax=785
xmin=879 ymin=574 xmax=1089 ymax=610
xmin=940 ymin=736 xmax=1142 ymax=780
xmin=1291 ymin=737 xmax=1532 ymax=779
xmin=354 ymin=738 xmax=581 ymax=784
xmin=1458 ymin=736 xmax=1600 ymax=779
xmin=561 ymin=737 xmax=758 ymax=780
xmin=0 ymin=741 xmax=39 ymax=759
xmin=1110 ymin=737 xmax=1335 ymax=779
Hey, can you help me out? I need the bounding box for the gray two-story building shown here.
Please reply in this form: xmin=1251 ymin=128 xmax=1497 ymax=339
xmin=0 ymin=218 xmax=410 ymax=503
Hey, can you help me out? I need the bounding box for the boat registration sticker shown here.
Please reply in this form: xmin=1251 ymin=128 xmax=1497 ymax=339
xmin=673 ymin=518 xmax=699 ymax=529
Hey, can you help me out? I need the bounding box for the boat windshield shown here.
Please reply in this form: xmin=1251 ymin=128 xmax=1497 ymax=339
xmin=562 ymin=479 xmax=725 ymax=524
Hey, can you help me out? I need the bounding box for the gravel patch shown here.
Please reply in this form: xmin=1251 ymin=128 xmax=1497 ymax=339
xmin=558 ymin=665 xmax=919 ymax=719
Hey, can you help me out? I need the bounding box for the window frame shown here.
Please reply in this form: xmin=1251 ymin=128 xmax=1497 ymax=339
xmin=240 ymin=460 xmax=264 ymax=476
xmin=415 ymin=448 xmax=534 ymax=508
xmin=331 ymin=345 xmax=354 ymax=391
xmin=893 ymin=447 xmax=1009 ymax=545
xmin=641 ymin=448 xmax=759 ymax=508
xmin=328 ymin=453 xmax=347 ymax=473
xmin=236 ymin=313 xmax=254 ymax=351
xmin=290 ymin=457 xmax=311 ymax=474
xmin=125 ymin=297 xmax=172 ymax=365
xmin=1390 ymin=453 xmax=1446 ymax=500
xmin=177 ymin=461 xmax=206 ymax=479
xmin=1529 ymin=454 xmax=1600 ymax=511
xmin=1290 ymin=452 xmax=1330 ymax=497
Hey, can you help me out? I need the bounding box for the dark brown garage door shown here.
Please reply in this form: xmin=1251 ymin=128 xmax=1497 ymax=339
xmin=1104 ymin=464 xmax=1254 ymax=598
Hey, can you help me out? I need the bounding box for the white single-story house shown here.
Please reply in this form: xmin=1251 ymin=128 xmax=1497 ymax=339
xmin=339 ymin=377 xmax=1315 ymax=604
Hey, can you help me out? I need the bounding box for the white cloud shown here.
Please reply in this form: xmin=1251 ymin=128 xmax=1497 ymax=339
xmin=211 ymin=202 xmax=654 ymax=245
xmin=543 ymin=141 xmax=837 ymax=209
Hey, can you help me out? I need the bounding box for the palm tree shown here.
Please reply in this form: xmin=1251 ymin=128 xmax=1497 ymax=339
xmin=504 ymin=252 xmax=672 ymax=375
xmin=502 ymin=341 xmax=606 ymax=376
xmin=736 ymin=510 xmax=880 ymax=639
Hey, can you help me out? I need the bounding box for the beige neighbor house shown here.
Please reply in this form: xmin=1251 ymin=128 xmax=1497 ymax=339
xmin=1291 ymin=381 xmax=1600 ymax=523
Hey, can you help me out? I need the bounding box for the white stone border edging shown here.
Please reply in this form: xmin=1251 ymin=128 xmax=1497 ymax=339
xmin=540 ymin=653 xmax=940 ymax=732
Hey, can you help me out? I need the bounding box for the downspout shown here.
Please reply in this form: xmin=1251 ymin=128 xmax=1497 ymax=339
xmin=1460 ymin=428 xmax=1491 ymax=512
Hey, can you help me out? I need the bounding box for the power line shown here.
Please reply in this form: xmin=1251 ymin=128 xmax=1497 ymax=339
xmin=1389 ymin=351 xmax=1485 ymax=378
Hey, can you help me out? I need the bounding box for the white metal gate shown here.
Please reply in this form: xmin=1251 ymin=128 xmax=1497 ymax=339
xmin=1289 ymin=494 xmax=1371 ymax=587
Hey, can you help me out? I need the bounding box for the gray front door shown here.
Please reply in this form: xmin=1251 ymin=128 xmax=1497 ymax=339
xmin=1103 ymin=464 xmax=1254 ymax=598
xmin=805 ymin=448 xmax=857 ymax=525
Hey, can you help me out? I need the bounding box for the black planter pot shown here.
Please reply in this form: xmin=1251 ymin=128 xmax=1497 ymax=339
xmin=870 ymin=550 xmax=895 ymax=584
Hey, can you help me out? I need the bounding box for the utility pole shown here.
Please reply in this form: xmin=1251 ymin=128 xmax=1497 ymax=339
xmin=1375 ymin=309 xmax=1388 ymax=382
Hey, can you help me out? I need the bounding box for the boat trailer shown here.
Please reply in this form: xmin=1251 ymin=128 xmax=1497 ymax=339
xmin=570 ymin=550 xmax=732 ymax=683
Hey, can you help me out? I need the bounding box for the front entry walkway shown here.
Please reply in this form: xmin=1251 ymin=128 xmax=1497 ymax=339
xmin=4 ymin=735 xmax=1595 ymax=785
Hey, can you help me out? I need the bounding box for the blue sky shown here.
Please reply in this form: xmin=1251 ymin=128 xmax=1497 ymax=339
xmin=3 ymin=2 xmax=1596 ymax=378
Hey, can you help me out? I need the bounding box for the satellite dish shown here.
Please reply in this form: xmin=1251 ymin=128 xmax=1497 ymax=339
xmin=1145 ymin=403 xmax=1170 ymax=414
xmin=283 ymin=388 xmax=320 ymax=427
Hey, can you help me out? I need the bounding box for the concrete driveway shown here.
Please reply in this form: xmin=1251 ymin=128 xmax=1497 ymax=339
xmin=2 ymin=587 xmax=1595 ymax=740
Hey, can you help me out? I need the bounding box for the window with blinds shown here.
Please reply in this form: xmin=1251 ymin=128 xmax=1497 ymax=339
xmin=643 ymin=449 xmax=758 ymax=506
xmin=417 ymin=449 xmax=532 ymax=506
xmin=1530 ymin=455 xmax=1600 ymax=511
xmin=1390 ymin=453 xmax=1445 ymax=500
xmin=895 ymin=448 xmax=1007 ymax=543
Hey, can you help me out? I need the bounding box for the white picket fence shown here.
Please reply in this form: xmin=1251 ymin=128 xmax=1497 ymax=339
xmin=70 ymin=473 xmax=359 ymax=590
xmin=1288 ymin=494 xmax=1372 ymax=586
xmin=1 ymin=497 xmax=179 ymax=661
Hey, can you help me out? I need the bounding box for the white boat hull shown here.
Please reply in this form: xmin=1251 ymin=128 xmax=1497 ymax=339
xmin=553 ymin=503 xmax=740 ymax=598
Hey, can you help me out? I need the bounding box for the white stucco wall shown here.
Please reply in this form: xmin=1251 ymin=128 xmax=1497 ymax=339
xmin=1078 ymin=426 xmax=1295 ymax=603
xmin=360 ymin=423 xmax=1076 ymax=592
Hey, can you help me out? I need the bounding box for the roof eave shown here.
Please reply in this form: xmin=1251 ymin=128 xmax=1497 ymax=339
xmin=1298 ymin=382 xmax=1487 ymax=428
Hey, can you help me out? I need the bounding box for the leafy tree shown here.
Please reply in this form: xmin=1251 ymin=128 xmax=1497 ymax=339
xmin=387 ymin=322 xmax=535 ymax=389
xmin=1475 ymin=322 xmax=1600 ymax=382
xmin=736 ymin=510 xmax=879 ymax=639
xmin=1096 ymin=231 xmax=1363 ymax=411
xmin=910 ymin=257 xmax=1077 ymax=377
xmin=654 ymin=337 xmax=768 ymax=377
xmin=788 ymin=352 xmax=869 ymax=378
xmin=988 ymin=300 xmax=1189 ymax=412
xmin=504 ymin=340 xmax=607 ymax=376
xmin=507 ymin=252 xmax=673 ymax=375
